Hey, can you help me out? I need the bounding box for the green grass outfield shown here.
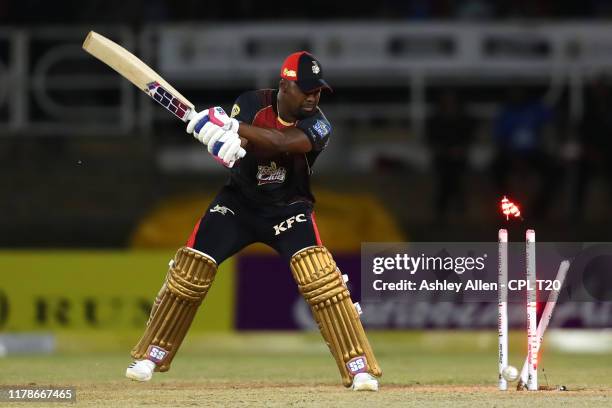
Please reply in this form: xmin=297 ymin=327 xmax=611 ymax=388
xmin=1 ymin=331 xmax=610 ymax=407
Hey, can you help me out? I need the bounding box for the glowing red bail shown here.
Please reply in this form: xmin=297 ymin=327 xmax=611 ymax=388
xmin=500 ymin=196 xmax=521 ymax=221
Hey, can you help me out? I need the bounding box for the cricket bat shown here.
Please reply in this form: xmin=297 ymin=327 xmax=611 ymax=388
xmin=82 ymin=31 xmax=246 ymax=152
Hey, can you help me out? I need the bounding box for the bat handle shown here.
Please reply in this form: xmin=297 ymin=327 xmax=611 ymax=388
xmin=185 ymin=109 xmax=196 ymax=122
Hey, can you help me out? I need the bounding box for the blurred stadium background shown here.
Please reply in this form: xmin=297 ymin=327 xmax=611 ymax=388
xmin=1 ymin=1 xmax=611 ymax=401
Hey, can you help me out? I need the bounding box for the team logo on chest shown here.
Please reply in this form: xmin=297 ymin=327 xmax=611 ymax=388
xmin=256 ymin=161 xmax=286 ymax=185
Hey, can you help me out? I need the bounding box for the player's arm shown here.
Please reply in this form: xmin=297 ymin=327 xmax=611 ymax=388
xmin=186 ymin=92 xmax=330 ymax=159
xmin=236 ymin=100 xmax=332 ymax=154
xmin=237 ymin=124 xmax=312 ymax=154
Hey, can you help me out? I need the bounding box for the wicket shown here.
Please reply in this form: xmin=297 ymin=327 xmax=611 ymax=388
xmin=517 ymin=260 xmax=569 ymax=389
xmin=497 ymin=228 xmax=569 ymax=391
xmin=526 ymin=230 xmax=538 ymax=390
xmin=497 ymin=229 xmax=538 ymax=390
xmin=497 ymin=229 xmax=508 ymax=391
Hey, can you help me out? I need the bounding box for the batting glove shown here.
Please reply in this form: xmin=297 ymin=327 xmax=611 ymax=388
xmin=209 ymin=131 xmax=245 ymax=168
xmin=187 ymin=107 xmax=239 ymax=146
xmin=207 ymin=106 xmax=239 ymax=132
xmin=186 ymin=109 xmax=208 ymax=137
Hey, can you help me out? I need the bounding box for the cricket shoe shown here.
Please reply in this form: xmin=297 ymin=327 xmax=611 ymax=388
xmin=125 ymin=359 xmax=156 ymax=382
xmin=351 ymin=373 xmax=379 ymax=391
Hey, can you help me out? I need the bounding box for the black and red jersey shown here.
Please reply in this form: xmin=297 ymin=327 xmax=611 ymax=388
xmin=228 ymin=89 xmax=332 ymax=207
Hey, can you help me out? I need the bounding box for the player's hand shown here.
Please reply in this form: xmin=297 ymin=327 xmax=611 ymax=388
xmin=187 ymin=109 xmax=214 ymax=144
xmin=213 ymin=133 xmax=246 ymax=168
xmin=208 ymin=128 xmax=246 ymax=167
xmin=186 ymin=108 xmax=208 ymax=133
xmin=209 ymin=131 xmax=245 ymax=168
xmin=187 ymin=107 xmax=239 ymax=146
xmin=186 ymin=106 xmax=238 ymax=133
xmin=207 ymin=106 xmax=239 ymax=132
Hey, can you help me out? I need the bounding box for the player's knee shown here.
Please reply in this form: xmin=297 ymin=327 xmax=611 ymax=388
xmin=290 ymin=245 xmax=330 ymax=263
xmin=177 ymin=246 xmax=217 ymax=266
xmin=289 ymin=246 xmax=349 ymax=303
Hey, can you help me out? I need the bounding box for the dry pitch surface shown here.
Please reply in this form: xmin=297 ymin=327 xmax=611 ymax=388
xmin=1 ymin=332 xmax=610 ymax=407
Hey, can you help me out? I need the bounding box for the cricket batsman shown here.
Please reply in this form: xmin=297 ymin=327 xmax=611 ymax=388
xmin=125 ymin=51 xmax=382 ymax=391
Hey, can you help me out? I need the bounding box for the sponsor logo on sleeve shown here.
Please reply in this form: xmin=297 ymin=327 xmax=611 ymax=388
xmin=231 ymin=104 xmax=240 ymax=118
xmin=312 ymin=120 xmax=330 ymax=138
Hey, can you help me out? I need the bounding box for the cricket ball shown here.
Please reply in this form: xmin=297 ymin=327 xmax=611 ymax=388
xmin=502 ymin=365 xmax=519 ymax=382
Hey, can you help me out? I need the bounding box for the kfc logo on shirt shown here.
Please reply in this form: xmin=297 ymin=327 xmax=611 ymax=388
xmin=273 ymin=213 xmax=307 ymax=235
